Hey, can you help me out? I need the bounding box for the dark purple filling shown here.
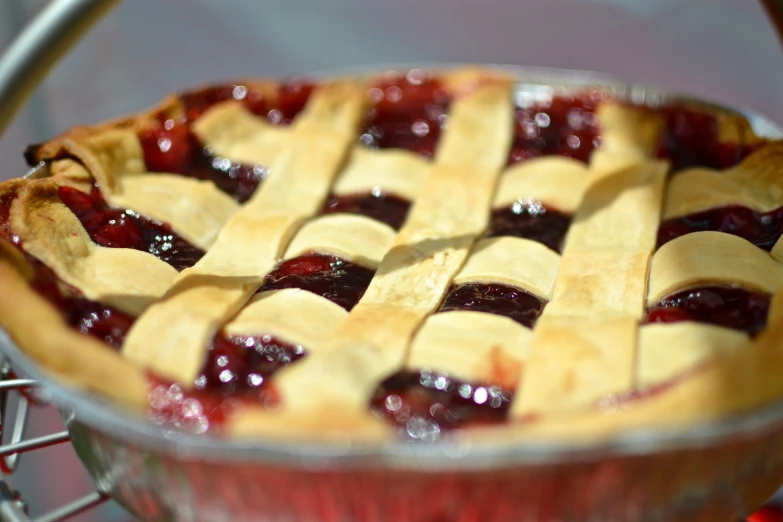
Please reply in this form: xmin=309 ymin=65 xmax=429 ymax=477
xmin=507 ymin=94 xmax=601 ymax=165
xmin=439 ymin=283 xmax=546 ymax=328
xmin=58 ymin=184 xmax=204 ymax=271
xmin=488 ymin=202 xmax=572 ymax=253
xmin=369 ymin=369 xmax=512 ymax=441
xmin=321 ymin=192 xmax=411 ymax=230
xmin=360 ymin=74 xmax=451 ymax=158
xmin=645 ymin=286 xmax=770 ymax=336
xmin=139 ymin=81 xmax=315 ymax=203
xmin=656 ymin=105 xmax=760 ymax=172
xmin=657 ymin=205 xmax=783 ymax=251
xmin=196 ymin=333 xmax=305 ymax=397
xmin=258 ymin=254 xmax=375 ymax=311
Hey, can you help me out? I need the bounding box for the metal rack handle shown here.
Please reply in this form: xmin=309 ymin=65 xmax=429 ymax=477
xmin=0 ymin=0 xmax=120 ymax=139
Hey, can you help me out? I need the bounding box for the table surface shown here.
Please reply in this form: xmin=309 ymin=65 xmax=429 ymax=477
xmin=1 ymin=1 xmax=782 ymax=520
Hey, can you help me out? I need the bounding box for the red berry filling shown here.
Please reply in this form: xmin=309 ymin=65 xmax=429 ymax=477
xmin=439 ymin=283 xmax=546 ymax=328
xmin=320 ymin=192 xmax=411 ymax=230
xmin=197 ymin=333 xmax=305 ymax=395
xmin=360 ymin=72 xmax=451 ymax=158
xmin=646 ymin=286 xmax=770 ymax=336
xmin=370 ymin=370 xmax=512 ymax=440
xmin=657 ymin=206 xmax=783 ymax=251
xmin=488 ymin=202 xmax=571 ymax=253
xmin=147 ymin=334 xmax=302 ymax=433
xmin=140 ymin=80 xmax=314 ymax=203
xmin=179 ymin=80 xmax=315 ymax=125
xmin=58 ymin=184 xmax=204 ymax=271
xmin=259 ymin=254 xmax=375 ymax=311
xmin=1 ymin=191 xmax=135 ymax=347
xmin=508 ymin=93 xmax=602 ymax=165
xmin=657 ymin=105 xmax=759 ymax=172
xmin=138 ymin=121 xmax=266 ymax=204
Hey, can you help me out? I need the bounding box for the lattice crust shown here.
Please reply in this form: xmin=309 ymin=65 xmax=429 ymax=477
xmin=5 ymin=66 xmax=783 ymax=443
xmin=453 ymin=237 xmax=560 ymax=300
xmin=282 ymin=214 xmax=396 ymax=269
xmin=493 ymin=157 xmax=589 ymax=212
xmin=647 ymin=232 xmax=783 ymax=305
xmin=407 ymin=311 xmax=532 ymax=386
xmin=663 ymin=144 xmax=783 ymax=219
xmin=224 ymin=289 xmax=348 ymax=350
xmin=10 ymin=180 xmax=178 ymax=316
xmin=637 ymin=322 xmax=751 ymax=389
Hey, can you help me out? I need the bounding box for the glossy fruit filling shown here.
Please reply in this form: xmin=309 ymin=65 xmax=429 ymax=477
xmin=197 ymin=333 xmax=305 ymax=395
xmin=180 ymin=80 xmax=314 ymax=124
xmin=488 ymin=201 xmax=571 ymax=253
xmin=657 ymin=105 xmax=759 ymax=172
xmin=370 ymin=370 xmax=512 ymax=440
xmin=140 ymin=81 xmax=314 ymax=203
xmin=1 ymin=191 xmax=135 ymax=347
xmin=646 ymin=286 xmax=770 ymax=336
xmin=148 ymin=332 xmax=305 ymax=433
xmin=321 ymin=191 xmax=411 ymax=230
xmin=508 ymin=93 xmax=602 ymax=165
xmin=439 ymin=283 xmax=546 ymax=328
xmin=360 ymin=72 xmax=450 ymax=158
xmin=657 ymin=205 xmax=783 ymax=251
xmin=58 ymin=184 xmax=204 ymax=271
xmin=258 ymin=254 xmax=375 ymax=311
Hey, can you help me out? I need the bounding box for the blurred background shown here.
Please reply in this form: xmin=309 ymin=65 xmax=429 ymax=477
xmin=0 ymin=0 xmax=782 ymax=520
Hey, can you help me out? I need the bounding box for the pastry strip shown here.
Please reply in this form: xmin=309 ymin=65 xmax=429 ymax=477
xmin=647 ymin=231 xmax=783 ymax=305
xmin=453 ymin=236 xmax=560 ymax=300
xmin=283 ymin=214 xmax=396 ymax=269
xmin=493 ymin=157 xmax=589 ymax=212
xmin=123 ymin=83 xmax=366 ymax=384
xmin=10 ymin=181 xmax=177 ymax=316
xmin=637 ymin=322 xmax=750 ymax=389
xmin=224 ymin=288 xmax=348 ymax=350
xmin=331 ymin=147 xmax=429 ymax=200
xmin=514 ymin=159 xmax=667 ymax=416
xmin=663 ymin=144 xmax=783 ymax=219
xmin=270 ymin=82 xmax=515 ymax=417
xmin=407 ymin=311 xmax=532 ymax=387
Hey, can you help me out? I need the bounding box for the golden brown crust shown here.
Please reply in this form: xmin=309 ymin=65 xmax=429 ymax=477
xmin=0 ymin=245 xmax=148 ymax=411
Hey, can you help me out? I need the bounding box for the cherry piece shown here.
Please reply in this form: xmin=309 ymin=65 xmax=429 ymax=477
xmin=147 ymin=332 xmax=305 ymax=434
xmin=259 ymin=254 xmax=374 ymax=311
xmin=138 ymin=122 xmax=265 ymax=204
xmin=139 ymin=80 xmax=315 ymax=203
xmin=507 ymin=93 xmax=602 ymax=165
xmin=369 ymin=369 xmax=512 ymax=440
xmin=179 ymin=80 xmax=314 ymax=124
xmin=360 ymin=72 xmax=451 ymax=158
xmin=321 ymin=192 xmax=411 ymax=230
xmin=195 ymin=333 xmax=306 ymax=397
xmin=439 ymin=283 xmax=546 ymax=328
xmin=58 ymin=185 xmax=204 ymax=271
xmin=27 ymin=255 xmax=133 ymax=349
xmin=657 ymin=205 xmax=783 ymax=251
xmin=657 ymin=105 xmax=759 ymax=172
xmin=645 ymin=286 xmax=770 ymax=336
xmin=488 ymin=202 xmax=572 ymax=253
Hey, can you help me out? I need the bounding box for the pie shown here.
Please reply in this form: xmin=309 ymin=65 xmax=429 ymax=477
xmin=1 ymin=66 xmax=783 ymax=443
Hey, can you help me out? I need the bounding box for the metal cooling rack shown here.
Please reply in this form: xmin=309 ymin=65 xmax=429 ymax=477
xmin=0 ymin=358 xmax=108 ymax=522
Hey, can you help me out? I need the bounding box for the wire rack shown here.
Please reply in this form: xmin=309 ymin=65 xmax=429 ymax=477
xmin=0 ymin=359 xmax=109 ymax=522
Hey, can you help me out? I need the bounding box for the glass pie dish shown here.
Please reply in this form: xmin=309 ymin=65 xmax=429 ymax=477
xmin=2 ymin=62 xmax=783 ymax=521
